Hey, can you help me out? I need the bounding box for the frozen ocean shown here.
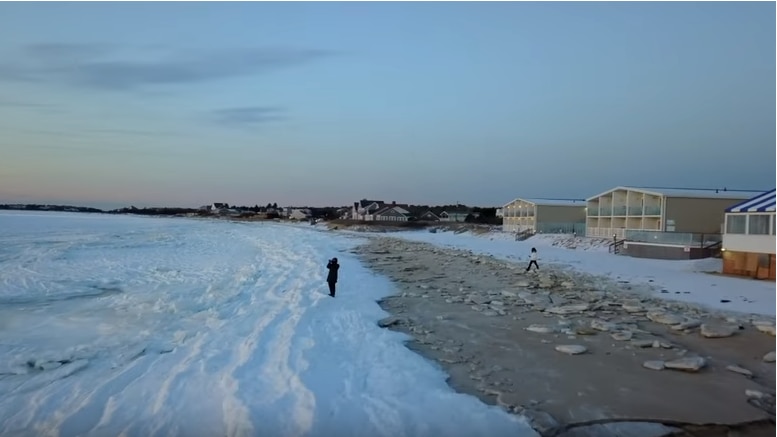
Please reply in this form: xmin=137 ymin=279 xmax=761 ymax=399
xmin=0 ymin=211 xmax=537 ymax=437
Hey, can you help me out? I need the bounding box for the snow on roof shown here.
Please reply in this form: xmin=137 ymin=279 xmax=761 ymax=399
xmin=725 ymin=189 xmax=776 ymax=213
xmin=523 ymin=198 xmax=586 ymax=207
xmin=504 ymin=198 xmax=586 ymax=207
xmin=587 ymin=186 xmax=760 ymax=201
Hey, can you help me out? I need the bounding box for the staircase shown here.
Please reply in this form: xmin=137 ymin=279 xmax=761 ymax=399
xmin=514 ymin=229 xmax=534 ymax=241
xmin=609 ymin=239 xmax=626 ymax=254
xmin=703 ymin=241 xmax=723 ymax=258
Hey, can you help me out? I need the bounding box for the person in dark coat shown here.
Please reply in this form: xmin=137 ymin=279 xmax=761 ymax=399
xmin=326 ymin=257 xmax=340 ymax=297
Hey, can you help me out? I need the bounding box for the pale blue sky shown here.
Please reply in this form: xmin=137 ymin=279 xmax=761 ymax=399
xmin=0 ymin=2 xmax=774 ymax=209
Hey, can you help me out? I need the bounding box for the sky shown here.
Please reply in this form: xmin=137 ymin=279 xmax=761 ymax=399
xmin=0 ymin=2 xmax=774 ymax=209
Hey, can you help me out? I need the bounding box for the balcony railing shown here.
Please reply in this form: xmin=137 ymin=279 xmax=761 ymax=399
xmin=612 ymin=206 xmax=627 ymax=216
xmin=644 ymin=206 xmax=661 ymax=216
xmin=587 ymin=210 xmax=599 ymax=217
xmin=599 ymin=206 xmax=613 ymax=216
xmin=624 ymin=230 xmax=722 ymax=247
xmin=627 ymin=206 xmax=643 ymax=215
xmin=586 ymin=227 xmax=626 ymax=240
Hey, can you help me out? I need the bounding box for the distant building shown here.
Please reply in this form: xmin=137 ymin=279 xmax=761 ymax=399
xmin=439 ymin=209 xmax=470 ymax=222
xmin=418 ymin=210 xmax=441 ymax=222
xmin=370 ymin=205 xmax=410 ymax=222
xmin=721 ymin=189 xmax=776 ymax=280
xmin=587 ymin=186 xmax=759 ymax=259
xmin=502 ymin=198 xmax=585 ymax=234
xmin=289 ymin=208 xmax=312 ymax=221
xmin=211 ymin=202 xmax=229 ymax=214
xmin=586 ymin=187 xmax=756 ymax=240
xmin=352 ymin=199 xmax=384 ymax=220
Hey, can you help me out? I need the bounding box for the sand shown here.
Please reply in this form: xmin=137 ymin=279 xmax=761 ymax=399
xmin=354 ymin=236 xmax=776 ymax=437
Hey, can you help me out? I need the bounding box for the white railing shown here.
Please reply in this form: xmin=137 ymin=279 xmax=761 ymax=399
xmin=586 ymin=227 xmax=626 ymax=240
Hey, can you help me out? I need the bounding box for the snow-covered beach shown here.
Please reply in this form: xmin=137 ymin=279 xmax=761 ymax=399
xmin=386 ymin=229 xmax=776 ymax=318
xmin=0 ymin=211 xmax=536 ymax=437
xmin=1 ymin=211 xmax=774 ymax=437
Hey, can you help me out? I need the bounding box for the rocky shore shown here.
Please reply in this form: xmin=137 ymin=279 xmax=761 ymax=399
xmin=354 ymin=236 xmax=776 ymax=437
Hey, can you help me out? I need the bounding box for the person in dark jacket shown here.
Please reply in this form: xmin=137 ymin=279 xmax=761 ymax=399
xmin=326 ymin=257 xmax=340 ymax=297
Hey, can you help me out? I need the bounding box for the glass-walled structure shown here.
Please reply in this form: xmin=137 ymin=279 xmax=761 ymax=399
xmin=722 ymin=189 xmax=776 ymax=280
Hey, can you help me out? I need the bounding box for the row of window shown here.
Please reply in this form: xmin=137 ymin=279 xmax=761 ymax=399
xmin=725 ymin=213 xmax=775 ymax=235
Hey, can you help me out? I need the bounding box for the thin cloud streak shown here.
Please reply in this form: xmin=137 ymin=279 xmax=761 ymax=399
xmin=210 ymin=106 xmax=287 ymax=129
xmin=0 ymin=43 xmax=335 ymax=91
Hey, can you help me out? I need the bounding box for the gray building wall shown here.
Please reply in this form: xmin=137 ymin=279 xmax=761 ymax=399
xmin=536 ymin=205 xmax=586 ymax=223
xmin=535 ymin=205 xmax=586 ymax=233
xmin=664 ymin=197 xmax=748 ymax=234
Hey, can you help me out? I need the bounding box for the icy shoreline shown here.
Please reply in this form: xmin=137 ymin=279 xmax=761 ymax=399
xmin=0 ymin=211 xmax=538 ymax=437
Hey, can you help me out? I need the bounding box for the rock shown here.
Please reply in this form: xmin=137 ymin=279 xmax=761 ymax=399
xmin=518 ymin=291 xmax=551 ymax=306
xmin=378 ymin=316 xmax=403 ymax=328
xmin=664 ymin=356 xmax=706 ymax=372
xmin=555 ymin=345 xmax=588 ymax=355
xmin=646 ymin=311 xmax=685 ymax=326
xmin=611 ymin=331 xmax=633 ymax=341
xmin=726 ymin=365 xmax=753 ymax=377
xmin=526 ymin=324 xmax=555 ymax=334
xmin=574 ymin=327 xmax=598 ymax=336
xmin=763 ymin=351 xmax=775 ymax=363
xmin=745 ymin=390 xmax=776 ymax=413
xmin=753 ymin=320 xmax=776 ymax=336
xmin=643 ymin=360 xmax=665 ymax=371
xmin=545 ymin=304 xmax=590 ymax=315
xmin=560 ymin=281 xmax=575 ymax=289
xmin=468 ymin=294 xmax=491 ymax=305
xmin=671 ymin=319 xmax=701 ymax=331
xmin=591 ymin=319 xmax=617 ymax=332
xmin=538 ymin=280 xmax=555 ymax=289
xmin=515 ymin=279 xmax=531 ymax=288
xmin=490 ymin=300 xmax=504 ymax=307
xmin=500 ymin=290 xmax=517 ymax=298
xmin=631 ymin=339 xmax=655 ymax=348
xmin=621 ymin=300 xmax=644 ymax=313
xmin=745 ymin=389 xmax=769 ymax=400
xmin=482 ymin=310 xmax=499 ymax=317
xmin=700 ymin=323 xmax=737 ymax=339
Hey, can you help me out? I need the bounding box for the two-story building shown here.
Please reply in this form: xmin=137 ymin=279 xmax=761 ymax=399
xmin=502 ymin=198 xmax=586 ymax=234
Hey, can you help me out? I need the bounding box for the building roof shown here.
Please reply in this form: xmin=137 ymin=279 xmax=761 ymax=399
xmin=357 ymin=199 xmax=384 ymax=208
xmin=374 ymin=206 xmax=409 ymax=216
xmin=586 ymin=186 xmax=761 ymax=201
xmin=504 ymin=198 xmax=585 ymax=207
xmin=725 ymin=189 xmax=776 ymax=213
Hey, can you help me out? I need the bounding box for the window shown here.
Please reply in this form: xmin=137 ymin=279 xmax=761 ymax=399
xmin=748 ymin=214 xmax=771 ymax=235
xmin=772 ymin=215 xmax=775 ymax=235
xmin=726 ymin=215 xmax=746 ymax=234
